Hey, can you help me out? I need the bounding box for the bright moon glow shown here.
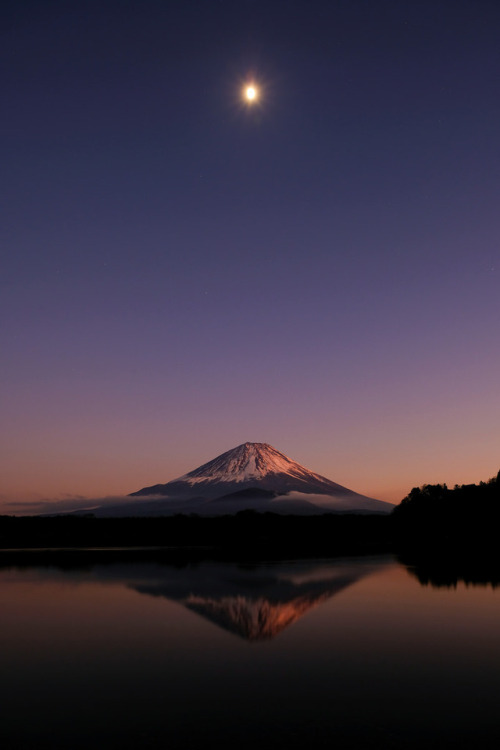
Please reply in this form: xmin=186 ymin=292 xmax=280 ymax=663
xmin=244 ymin=85 xmax=258 ymax=102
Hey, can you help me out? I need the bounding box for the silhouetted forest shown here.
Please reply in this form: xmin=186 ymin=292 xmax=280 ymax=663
xmin=0 ymin=511 xmax=393 ymax=560
xmin=392 ymin=469 xmax=500 ymax=548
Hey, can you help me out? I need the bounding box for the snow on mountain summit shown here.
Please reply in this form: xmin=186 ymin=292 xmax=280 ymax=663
xmin=178 ymin=442 xmax=316 ymax=485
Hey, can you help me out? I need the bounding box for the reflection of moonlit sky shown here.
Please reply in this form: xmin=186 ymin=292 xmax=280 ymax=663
xmin=2 ymin=1 xmax=500 ymax=507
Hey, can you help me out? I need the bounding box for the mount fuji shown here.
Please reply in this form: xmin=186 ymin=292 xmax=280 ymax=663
xmin=122 ymin=442 xmax=392 ymax=515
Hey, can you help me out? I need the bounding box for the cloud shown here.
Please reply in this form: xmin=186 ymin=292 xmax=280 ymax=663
xmin=1 ymin=495 xmax=137 ymax=516
xmin=272 ymin=492 xmax=394 ymax=512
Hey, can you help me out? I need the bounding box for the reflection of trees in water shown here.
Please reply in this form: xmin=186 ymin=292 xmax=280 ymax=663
xmin=400 ymin=554 xmax=500 ymax=589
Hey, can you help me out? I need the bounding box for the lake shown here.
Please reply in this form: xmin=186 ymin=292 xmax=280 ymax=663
xmin=1 ymin=554 xmax=500 ymax=749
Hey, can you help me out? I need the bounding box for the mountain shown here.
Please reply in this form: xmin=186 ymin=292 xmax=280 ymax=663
xmin=128 ymin=442 xmax=392 ymax=514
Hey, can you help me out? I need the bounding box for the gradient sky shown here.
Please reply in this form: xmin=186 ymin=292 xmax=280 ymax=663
xmin=2 ymin=0 xmax=499 ymax=510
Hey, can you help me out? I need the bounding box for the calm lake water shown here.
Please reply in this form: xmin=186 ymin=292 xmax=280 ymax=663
xmin=2 ymin=554 xmax=500 ymax=749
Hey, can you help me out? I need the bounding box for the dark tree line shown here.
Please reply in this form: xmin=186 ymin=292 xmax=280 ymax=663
xmin=393 ymin=469 xmax=500 ymax=517
xmin=0 ymin=511 xmax=393 ymax=558
xmin=392 ymin=469 xmax=500 ymax=549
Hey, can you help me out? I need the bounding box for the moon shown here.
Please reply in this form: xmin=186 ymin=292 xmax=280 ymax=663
xmin=243 ymin=84 xmax=259 ymax=103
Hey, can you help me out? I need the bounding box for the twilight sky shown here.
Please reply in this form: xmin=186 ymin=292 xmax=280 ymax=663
xmin=2 ymin=0 xmax=499 ymax=511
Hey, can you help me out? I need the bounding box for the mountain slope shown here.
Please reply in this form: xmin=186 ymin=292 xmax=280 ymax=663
xmin=130 ymin=442 xmax=392 ymax=513
xmin=131 ymin=442 xmax=356 ymax=498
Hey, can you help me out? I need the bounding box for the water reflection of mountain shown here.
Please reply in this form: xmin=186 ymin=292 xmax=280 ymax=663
xmin=0 ymin=556 xmax=392 ymax=641
xmin=131 ymin=559 xmax=389 ymax=641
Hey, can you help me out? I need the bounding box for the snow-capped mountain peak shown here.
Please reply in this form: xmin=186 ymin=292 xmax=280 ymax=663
xmin=177 ymin=442 xmax=315 ymax=485
xmin=129 ymin=442 xmax=393 ymax=514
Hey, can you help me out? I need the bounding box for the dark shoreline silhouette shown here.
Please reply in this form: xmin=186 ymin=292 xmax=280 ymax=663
xmin=1 ymin=469 xmax=498 ymax=563
xmin=0 ymin=512 xmax=393 ymax=560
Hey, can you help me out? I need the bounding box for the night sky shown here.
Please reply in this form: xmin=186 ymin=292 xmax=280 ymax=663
xmin=2 ymin=0 xmax=499 ymax=510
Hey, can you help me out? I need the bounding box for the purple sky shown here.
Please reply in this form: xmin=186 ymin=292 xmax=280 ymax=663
xmin=2 ymin=0 xmax=499 ymax=510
